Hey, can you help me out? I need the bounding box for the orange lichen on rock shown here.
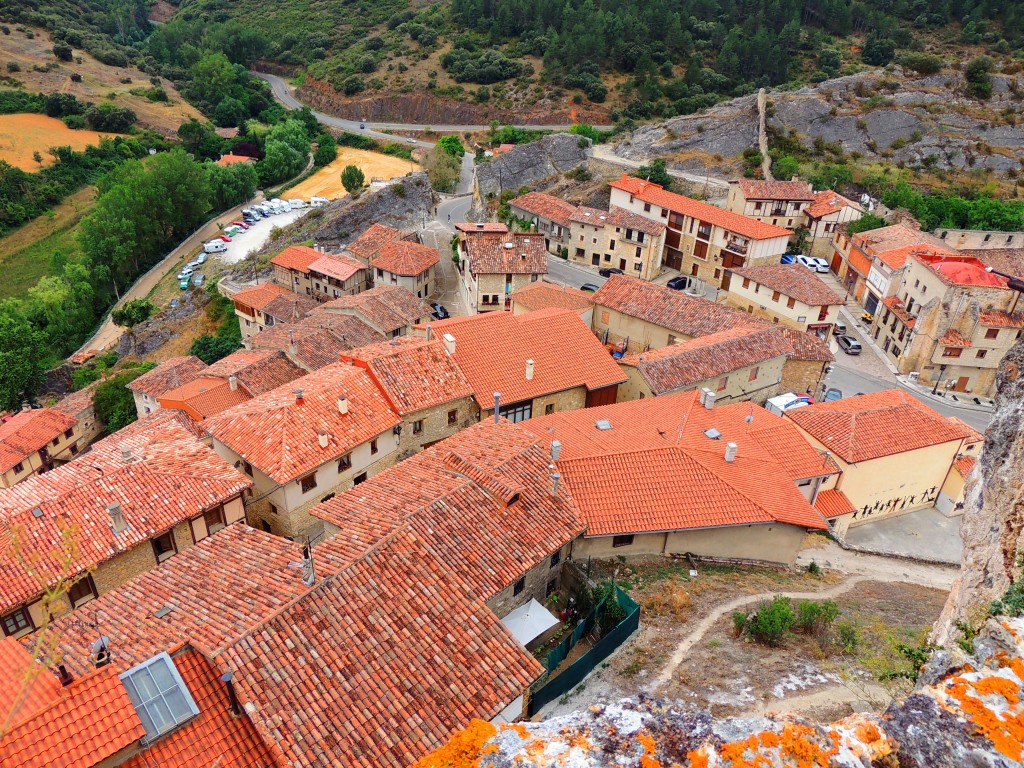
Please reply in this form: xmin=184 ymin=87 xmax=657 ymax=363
xmin=414 ymin=720 xmax=497 ymax=768
xmin=943 ymin=672 xmax=1024 ymax=762
xmin=637 ymin=732 xmax=663 ymax=768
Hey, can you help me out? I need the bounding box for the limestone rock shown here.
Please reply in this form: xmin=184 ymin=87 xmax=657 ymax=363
xmin=472 ymin=134 xmax=589 ymax=215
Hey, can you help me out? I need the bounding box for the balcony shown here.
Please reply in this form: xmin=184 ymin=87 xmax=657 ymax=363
xmin=725 ymin=239 xmax=748 ymax=254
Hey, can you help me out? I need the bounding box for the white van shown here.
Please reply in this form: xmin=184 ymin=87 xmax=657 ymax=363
xmin=288 ymin=198 xmax=307 ymax=209
xmin=310 ymin=196 xmax=329 ymax=207
xmin=203 ymin=240 xmax=228 ymax=254
xmin=765 ymin=392 xmax=812 ymax=417
xmin=275 ymin=198 xmax=292 ymax=212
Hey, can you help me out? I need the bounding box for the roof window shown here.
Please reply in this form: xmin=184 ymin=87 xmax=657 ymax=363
xmin=120 ymin=652 xmax=200 ymax=743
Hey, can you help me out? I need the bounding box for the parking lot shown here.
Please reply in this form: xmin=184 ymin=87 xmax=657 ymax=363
xmin=213 ymin=206 xmax=311 ymax=265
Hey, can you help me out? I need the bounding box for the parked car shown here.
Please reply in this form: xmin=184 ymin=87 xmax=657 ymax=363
xmin=224 ymin=226 xmax=243 ymax=237
xmin=204 ymin=240 xmax=227 ymax=254
xmin=780 ymin=254 xmax=797 ymax=264
xmin=192 ymin=273 xmax=205 ymax=287
xmin=665 ymin=276 xmax=689 ymax=290
xmin=580 ymin=283 xmax=600 ymax=292
xmin=833 ymin=322 xmax=847 ymax=336
xmin=598 ymin=267 xmax=624 ymax=277
xmin=796 ymin=255 xmax=830 ymax=273
xmin=431 ymin=303 xmax=450 ymax=320
xmin=196 ymin=253 xmax=207 ymax=264
xmin=823 ymin=387 xmax=843 ymax=402
xmin=179 ymin=278 xmax=190 ymax=290
xmin=218 ymin=234 xmax=232 ymax=242
xmin=406 ymin=137 xmax=416 ymax=144
xmin=837 ymin=335 xmax=862 ymax=355
xmin=231 ymin=220 xmax=250 ymax=230
xmin=310 ymin=196 xmax=329 ymax=207
xmin=178 ymin=266 xmax=194 ymax=277
xmin=186 ymin=260 xmax=200 ymax=270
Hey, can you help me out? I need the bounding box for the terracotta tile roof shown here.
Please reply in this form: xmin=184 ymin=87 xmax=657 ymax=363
xmin=249 ymin=320 xmax=385 ymax=370
xmin=307 ymin=253 xmax=365 ymax=282
xmin=0 ymin=665 xmax=144 ymax=768
xmin=915 ymin=253 xmax=1008 ymax=288
xmin=785 ymin=388 xmax=975 ymax=463
xmin=0 ymin=638 xmax=61 ymax=727
xmin=593 ymin=275 xmax=752 ymax=338
xmin=979 ymin=309 xmax=1024 ymax=328
xmin=610 ymin=174 xmax=791 ymax=240
xmin=955 ymin=455 xmax=976 ymax=476
xmin=875 ymin=244 xmax=956 ymax=271
xmin=159 ymin=376 xmax=252 ymax=418
xmin=216 ymin=154 xmax=254 ymax=166
xmin=882 ymin=297 xmax=917 ymax=329
xmin=606 ymin=206 xmax=667 ymax=235
xmin=806 ymin=190 xmax=862 ymax=219
xmin=203 ymin=363 xmax=400 ymax=484
xmin=425 ymin=308 xmax=626 ymax=409
xmin=230 ymin=282 xmax=291 ymax=312
xmin=814 ymin=489 xmax=856 ymax=519
xmin=0 ymin=408 xmax=78 ymax=472
xmin=846 ymin=246 xmax=873 ymax=277
xmin=260 ymin=292 xmax=318 ymax=324
xmin=270 ymin=245 xmax=323 ymax=274
xmin=621 ymin=324 xmax=793 ymax=395
xmin=508 ymin=192 xmax=578 ymax=227
xmin=340 ymin=337 xmax=474 ymax=415
xmin=964 ymin=247 xmax=1024 ymax=276
xmin=311 ymin=284 xmax=432 ymax=334
xmin=778 ymin=328 xmax=834 ymax=363
xmin=454 ymin=222 xmax=509 ymax=234
xmin=371 ymin=240 xmax=439 ymax=276
xmin=51 ymin=382 xmax=97 ymax=418
xmin=939 ymin=328 xmax=973 ymax=347
xmin=466 ymin=233 xmax=548 ymax=275
xmin=732 ymin=264 xmax=845 ymax=306
xmin=522 ymin=392 xmax=829 ymax=537
xmin=948 ymin=417 xmax=984 ymax=445
xmin=735 ymin=178 xmax=814 ymax=201
xmin=852 ymin=222 xmax=945 ymax=254
xmin=569 ymin=206 xmax=609 ymax=226
xmin=127 ymin=356 xmax=208 ymax=397
xmin=204 ymin=349 xmax=305 ymax=396
xmin=119 ymin=648 xmax=285 ymax=768
xmin=0 ymin=410 xmax=252 ymax=613
xmin=510 ymin=281 xmax=595 ymax=313
xmin=345 ymin=223 xmax=405 ymax=261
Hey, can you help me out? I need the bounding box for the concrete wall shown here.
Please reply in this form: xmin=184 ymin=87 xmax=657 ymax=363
xmin=935 ymin=228 xmax=1024 ymax=250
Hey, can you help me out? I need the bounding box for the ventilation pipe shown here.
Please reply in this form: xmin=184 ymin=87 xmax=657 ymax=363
xmin=493 ymin=392 xmax=501 ymax=424
xmin=550 ymin=440 xmax=562 ymax=461
xmin=551 ymin=472 xmax=561 ymax=496
xmin=525 ymin=359 xmax=535 ymax=381
xmin=725 ymin=442 xmax=738 ymax=463
xmin=57 ymin=664 xmax=74 ymax=687
xmin=443 ymin=333 xmax=456 ymax=355
xmin=337 ymin=396 xmax=349 ymax=415
xmin=221 ymin=672 xmax=241 ymax=716
xmin=228 ymin=375 xmax=238 ymax=392
xmin=425 ymin=324 xmax=433 ymax=341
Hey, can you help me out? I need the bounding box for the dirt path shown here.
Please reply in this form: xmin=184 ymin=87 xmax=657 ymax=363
xmin=795 ymin=539 xmax=958 ymax=591
xmin=650 ymin=575 xmax=868 ymax=692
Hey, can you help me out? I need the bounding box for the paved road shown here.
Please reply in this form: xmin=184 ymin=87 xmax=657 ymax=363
xmin=545 ymin=256 xmax=608 ymax=291
xmin=589 ymin=144 xmax=730 ymax=195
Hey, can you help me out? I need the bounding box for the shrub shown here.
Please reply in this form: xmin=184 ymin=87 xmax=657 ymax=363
xmin=837 ymin=621 xmax=860 ymax=653
xmin=795 ymin=599 xmax=840 ymax=638
xmin=898 ymin=52 xmax=944 ymax=75
xmin=85 ymin=103 xmax=136 ymax=132
xmin=341 ymin=164 xmax=365 ymax=193
xmin=6 ymin=61 xmax=18 ymax=73
xmin=53 ymin=43 xmax=73 ymax=62
xmin=732 ymin=611 xmax=748 ymax=636
xmin=965 ymin=56 xmax=994 ymax=100
xmin=62 ymin=114 xmax=86 ymax=129
xmin=70 ymin=72 xmax=82 ymax=82
xmin=341 ymin=75 xmax=365 ymax=95
xmin=190 ymin=334 xmax=240 ymax=364
xmin=747 ymin=596 xmax=795 ymax=646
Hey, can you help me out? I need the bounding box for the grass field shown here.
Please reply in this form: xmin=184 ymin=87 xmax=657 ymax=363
xmin=0 ymin=114 xmax=125 ymax=170
xmin=288 ymin=147 xmax=419 ymax=200
xmin=0 ymin=186 xmax=94 ymax=300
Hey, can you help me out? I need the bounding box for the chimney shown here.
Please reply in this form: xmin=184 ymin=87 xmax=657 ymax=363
xmin=551 ymin=472 xmax=561 ymax=496
xmin=550 ymin=440 xmax=562 ymax=461
xmin=725 ymin=442 xmax=738 ymax=463
xmin=228 ymin=375 xmax=238 ymax=391
xmin=294 ymin=388 xmax=304 ymax=405
xmin=107 ymin=503 xmax=127 ymax=535
xmin=703 ymin=391 xmax=716 ymax=410
xmin=288 ymin=329 xmax=297 ymax=355
xmin=120 ymin=446 xmax=132 ymax=463
xmin=425 ymin=324 xmax=433 ymax=341
xmin=337 ymin=395 xmax=348 ymax=415
xmin=525 ymin=359 xmax=535 ymax=380
xmin=57 ymin=664 xmax=74 ymax=687
xmin=493 ymin=392 xmax=501 ymax=424
xmin=318 ymin=430 xmax=330 ymax=449
xmin=442 ymin=333 xmax=456 ymax=355
xmin=221 ymin=672 xmax=241 ymax=716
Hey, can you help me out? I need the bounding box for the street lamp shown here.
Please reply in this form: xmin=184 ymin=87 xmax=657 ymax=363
xmin=931 ymin=363 xmax=947 ymax=396
xmin=985 ymin=266 xmax=1024 ymax=293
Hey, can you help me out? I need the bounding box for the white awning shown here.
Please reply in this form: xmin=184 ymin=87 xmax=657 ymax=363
xmin=501 ymin=598 xmax=559 ymax=646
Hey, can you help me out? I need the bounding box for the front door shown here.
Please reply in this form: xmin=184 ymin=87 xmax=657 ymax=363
xmin=954 ymin=376 xmax=970 ymax=392
xmin=720 ymin=270 xmax=732 ymax=292
xmin=690 ymin=264 xmax=699 ymax=276
xmin=619 ymin=258 xmax=626 ymax=270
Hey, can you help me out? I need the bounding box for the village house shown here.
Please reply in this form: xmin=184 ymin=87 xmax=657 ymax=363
xmin=804 ymin=190 xmax=863 ymax=257
xmin=936 ymin=227 xmax=1024 ymax=250
xmin=454 ymin=220 xmax=510 ymax=248
xmin=202 ymin=362 xmax=402 ymax=538
xmin=608 ymin=174 xmax=791 ymax=290
xmin=523 ymin=391 xmax=832 ymax=565
xmin=214 ymin=153 xmax=254 ymax=167
xmin=156 ymin=349 xmax=304 ymax=421
xmin=370 ymin=239 xmax=439 ymax=299
xmin=725 ymin=178 xmax=815 ymax=229
xmin=617 ymin=324 xmax=793 ymax=405
xmin=870 ymin=252 xmax=1023 ymax=396
xmin=269 ymin=244 xmax=368 ymax=300
xmin=52 ymin=381 xmax=103 ymax=455
xmin=507 ymin=191 xmax=577 ymax=254
xmin=568 ymin=206 xmax=668 ymax=280
xmin=339 ymin=337 xmax=477 ymax=458
xmin=307 ymin=284 xmax=433 ymax=337
xmin=343 ymin=221 xmax=416 ymax=264
xmin=0 ymin=407 xmax=81 ymax=488
xmin=246 ymin=314 xmax=385 ymax=370
xmin=421 ymin=308 xmax=626 ymax=420
xmin=126 ymin=356 xmax=208 ymax=418
xmin=458 ymin=231 xmax=548 ymax=313
xmin=776 ymin=327 xmax=836 ymax=396
xmin=510 ymin=281 xmax=595 ymax=324
xmin=785 ymin=389 xmax=981 ymax=536
xmin=229 ymin=281 xmax=294 ymax=339
xmin=725 ymin=263 xmax=845 ymax=337
xmin=0 ymin=409 xmax=250 ymax=638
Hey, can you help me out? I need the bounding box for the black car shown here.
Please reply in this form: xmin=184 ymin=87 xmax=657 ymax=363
xmin=580 ymin=283 xmax=600 ymax=292
xmin=666 ymin=276 xmax=689 ymax=290
xmin=598 ymin=267 xmax=624 ymax=278
xmin=431 ymin=303 xmax=450 ymax=320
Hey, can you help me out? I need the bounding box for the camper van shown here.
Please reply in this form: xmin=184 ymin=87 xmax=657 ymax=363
xmin=288 ymin=198 xmax=307 ymax=209
xmin=310 ymin=196 xmax=329 ymax=208
xmin=204 ymin=240 xmax=228 ymax=254
xmin=765 ymin=392 xmax=813 ymax=417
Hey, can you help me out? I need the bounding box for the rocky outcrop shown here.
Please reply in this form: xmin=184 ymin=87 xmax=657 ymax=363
xmin=934 ymin=341 xmax=1024 ymax=644
xmin=472 ymin=134 xmax=590 ymax=214
xmin=419 ymin=617 xmax=1024 ymax=767
xmin=116 ymin=290 xmax=209 ymax=358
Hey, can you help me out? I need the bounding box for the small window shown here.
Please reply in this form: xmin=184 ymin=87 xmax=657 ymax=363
xmin=269 ymin=503 xmax=278 ymax=515
xmin=12 ymin=461 xmax=23 ymax=474
xmin=204 ymin=506 xmax=226 ymax=534
xmin=299 ymin=473 xmax=318 ymax=493
xmin=447 ymin=409 xmax=458 ymax=425
xmin=550 ymin=549 xmax=561 ymax=567
xmin=545 ymin=404 xmax=555 ymax=415
xmin=546 ymin=578 xmax=557 ymax=596
xmin=643 ymin=203 xmax=651 ymax=212
xmin=914 ymin=279 xmax=920 ymax=288
xmin=787 ymin=297 xmax=796 ymax=309
xmin=51 ymin=437 xmax=60 ymax=447
xmin=152 ymin=532 xmax=176 ymax=563
xmin=63 ymin=428 xmax=74 ymax=440
xmin=242 ymin=461 xmax=253 ymax=477
xmin=67 ymin=575 xmax=97 ymax=608
xmin=412 ymin=420 xmax=423 ymax=435
xmin=943 ymin=347 xmax=962 ymax=358
xmin=513 ymin=577 xmax=526 ymax=596
xmin=976 ymin=349 xmax=988 ymax=359
xmin=2 ymin=608 xmax=32 ymax=637
xmin=338 ymin=454 xmax=352 ymax=472
xmin=748 ymin=366 xmax=759 ymax=382
xmin=742 ymin=278 xmax=750 ymax=289
xmin=717 ymin=376 xmax=728 ymax=392
xmin=353 ymin=472 xmax=368 ymax=485
xmin=612 ymin=534 xmax=634 ymax=548
xmin=120 ymin=653 xmax=200 ymax=743
xmin=985 ymin=328 xmax=999 ymax=340
xmin=370 ymin=439 xmax=378 ymax=455
xmin=772 ymin=290 xmax=781 ymax=302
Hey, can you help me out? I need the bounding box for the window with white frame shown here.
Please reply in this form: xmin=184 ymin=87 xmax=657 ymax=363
xmin=119 ymin=653 xmax=200 ymax=743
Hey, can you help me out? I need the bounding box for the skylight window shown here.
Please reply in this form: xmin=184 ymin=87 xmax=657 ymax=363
xmin=119 ymin=652 xmax=199 ymax=742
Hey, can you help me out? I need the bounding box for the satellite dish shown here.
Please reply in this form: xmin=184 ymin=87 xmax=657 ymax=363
xmin=91 ymin=635 xmax=111 ymax=654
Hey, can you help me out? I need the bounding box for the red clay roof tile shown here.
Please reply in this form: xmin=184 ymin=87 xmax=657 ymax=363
xmin=371 ymin=240 xmax=439 ymax=276
xmin=806 ymin=190 xmax=862 ymax=219
xmin=508 ymin=192 xmax=578 ymax=227
xmin=735 ymin=178 xmax=814 ymax=201
xmin=979 ymin=309 xmax=1024 ymax=328
xmin=345 ymin=223 xmax=406 ymax=261
xmin=311 ymin=284 xmax=432 ymax=334
xmin=510 ymin=282 xmax=595 ymax=313
xmin=465 ymin=233 xmax=548 ymax=275
xmin=126 ymin=356 xmax=208 ymax=398
xmin=0 ymin=409 xmax=78 ymax=473
xmin=269 ymin=245 xmax=323 ymax=273
xmin=230 ymin=282 xmax=291 ymax=312
xmin=307 ymin=253 xmax=366 ymax=282
xmin=731 ymin=264 xmax=846 ymax=306
xmin=814 ymin=489 xmax=856 ymax=519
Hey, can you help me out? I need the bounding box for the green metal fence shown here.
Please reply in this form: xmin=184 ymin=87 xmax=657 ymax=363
xmin=527 ymin=586 xmax=640 ymax=716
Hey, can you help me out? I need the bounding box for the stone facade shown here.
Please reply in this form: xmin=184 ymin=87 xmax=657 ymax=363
xmin=780 ymin=357 xmax=830 ymax=397
xmin=568 ymin=213 xmax=667 ymax=281
xmin=485 ymin=544 xmax=567 ymax=619
xmin=616 ymin=355 xmax=786 ymax=406
xmin=394 ymin=396 xmax=479 ymax=460
xmin=479 ymin=386 xmax=589 ymax=424
xmin=461 ymin=269 xmax=543 ymax=314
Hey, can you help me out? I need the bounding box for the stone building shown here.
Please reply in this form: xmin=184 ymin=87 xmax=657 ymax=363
xmin=246 ymin=316 xmax=385 ymax=371
xmin=568 ymin=206 xmax=667 ymax=281
xmin=457 ymin=231 xmax=548 ymax=313
xmin=307 ymin=284 xmax=432 ymax=338
xmin=270 ymin=245 xmax=367 ymax=299
xmin=0 ymin=407 xmax=82 ymax=488
xmin=230 ymin=282 xmax=294 ymax=339
xmin=726 ymin=263 xmax=845 ymax=337
xmin=0 ymin=409 xmax=250 ymax=637
xmin=52 ymin=381 xmax=103 ymax=455
xmin=608 ymin=174 xmax=791 ymax=290
xmin=725 ymin=178 xmax=815 ymax=229
xmin=507 ymin=192 xmax=577 ymax=254
xmin=126 ymin=356 xmax=208 ymax=418
xmin=369 ymin=240 xmax=439 ymax=300
xmin=804 ymin=190 xmax=863 ymax=257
